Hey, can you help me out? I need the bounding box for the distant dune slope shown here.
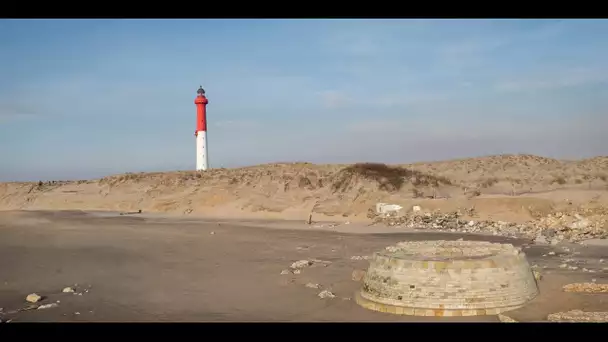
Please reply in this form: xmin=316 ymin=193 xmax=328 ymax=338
xmin=1 ymin=154 xmax=607 ymax=221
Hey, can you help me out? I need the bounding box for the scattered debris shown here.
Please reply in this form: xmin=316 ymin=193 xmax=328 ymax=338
xmin=350 ymin=255 xmax=371 ymax=260
xmin=369 ymin=206 xmax=608 ymax=242
xmin=376 ymin=203 xmax=403 ymax=216
xmin=318 ymin=290 xmax=336 ymax=299
xmin=26 ymin=294 xmax=42 ymax=303
xmin=62 ymin=287 xmax=75 ymax=293
xmin=37 ymin=303 xmax=58 ymax=310
xmin=563 ymin=283 xmax=608 ymax=293
xmin=548 ymin=310 xmax=608 ymax=322
xmin=498 ymin=314 xmax=518 ymax=323
xmin=287 ymin=259 xmax=332 ymax=274
xmin=352 ymin=269 xmax=366 ymax=282
xmin=291 ymin=260 xmax=313 ymax=269
xmin=305 ymin=283 xmax=321 ymax=289
xmin=119 ymin=209 xmax=142 ymax=215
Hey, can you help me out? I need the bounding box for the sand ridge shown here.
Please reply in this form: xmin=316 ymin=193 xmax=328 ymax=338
xmin=1 ymin=154 xmax=607 ymax=224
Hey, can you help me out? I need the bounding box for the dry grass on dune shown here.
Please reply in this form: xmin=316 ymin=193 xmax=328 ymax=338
xmin=1 ymin=154 xmax=607 ymax=219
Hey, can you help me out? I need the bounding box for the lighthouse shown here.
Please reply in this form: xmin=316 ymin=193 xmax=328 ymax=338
xmin=194 ymin=85 xmax=209 ymax=171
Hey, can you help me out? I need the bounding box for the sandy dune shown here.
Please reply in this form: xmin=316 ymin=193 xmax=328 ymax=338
xmin=1 ymin=154 xmax=607 ymax=224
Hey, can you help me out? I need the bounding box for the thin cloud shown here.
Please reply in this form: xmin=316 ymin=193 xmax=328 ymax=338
xmin=318 ymin=90 xmax=352 ymax=109
xmin=495 ymin=67 xmax=608 ymax=93
xmin=0 ymin=106 xmax=38 ymax=123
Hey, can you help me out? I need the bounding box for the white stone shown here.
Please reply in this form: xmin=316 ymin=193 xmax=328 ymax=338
xmin=305 ymin=283 xmax=321 ymax=289
xmin=62 ymin=287 xmax=75 ymax=293
xmin=37 ymin=303 xmax=58 ymax=310
xmin=412 ymin=206 xmax=421 ymax=212
xmin=290 ymin=260 xmax=312 ymax=269
xmin=26 ymin=293 xmax=41 ymax=303
xmin=376 ymin=203 xmax=403 ymax=215
xmin=318 ymin=290 xmax=336 ymax=299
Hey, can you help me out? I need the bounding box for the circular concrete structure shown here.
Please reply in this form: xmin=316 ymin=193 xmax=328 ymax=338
xmin=355 ymin=240 xmax=539 ymax=317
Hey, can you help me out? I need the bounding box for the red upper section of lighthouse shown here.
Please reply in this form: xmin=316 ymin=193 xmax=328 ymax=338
xmin=195 ymin=86 xmax=208 ymax=133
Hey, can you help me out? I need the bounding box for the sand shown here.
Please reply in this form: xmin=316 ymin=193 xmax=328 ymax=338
xmin=0 ymin=210 xmax=606 ymax=322
xmin=1 ymin=154 xmax=607 ymax=225
xmin=1 ymin=154 xmax=607 ymax=321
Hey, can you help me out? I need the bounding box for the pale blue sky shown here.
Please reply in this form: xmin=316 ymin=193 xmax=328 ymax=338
xmin=1 ymin=19 xmax=607 ymax=181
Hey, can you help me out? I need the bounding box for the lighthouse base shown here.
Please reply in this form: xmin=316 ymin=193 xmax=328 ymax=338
xmin=196 ymin=130 xmax=208 ymax=171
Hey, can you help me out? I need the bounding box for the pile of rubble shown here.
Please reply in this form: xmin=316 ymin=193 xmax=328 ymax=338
xmin=533 ymin=210 xmax=608 ymax=243
xmin=368 ymin=205 xmax=608 ymax=243
xmin=563 ymin=282 xmax=608 ymax=294
xmin=547 ymin=310 xmax=608 ymax=322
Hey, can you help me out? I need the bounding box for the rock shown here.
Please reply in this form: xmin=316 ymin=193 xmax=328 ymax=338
xmin=541 ymin=228 xmax=557 ymax=238
xmin=293 ymin=269 xmax=301 ymax=275
xmin=290 ymin=260 xmax=313 ymax=269
xmin=210 ymin=231 xmax=215 ymax=235
xmin=37 ymin=303 xmax=58 ymax=310
xmin=26 ymin=294 xmax=42 ymax=303
xmin=533 ymin=270 xmax=542 ymax=281
xmin=350 ymin=255 xmax=370 ymax=261
xmin=305 ymin=283 xmax=321 ymax=289
xmin=559 ymin=263 xmax=568 ymax=268
xmin=351 ymin=269 xmax=366 ymax=282
xmin=498 ymin=314 xmax=518 ymax=323
xmin=550 ymin=238 xmax=560 ymax=246
xmin=534 ymin=235 xmax=548 ymax=244
xmin=468 ymin=221 xmax=475 ymax=226
xmin=548 ymin=251 xmax=556 ymax=256
xmin=318 ymin=290 xmax=336 ymax=299
xmin=563 ymin=283 xmax=608 ymax=293
xmin=548 ymin=310 xmax=608 ymax=322
xmin=376 ymin=203 xmax=403 ymax=215
xmin=62 ymin=287 xmax=75 ymax=293
xmin=412 ymin=206 xmax=421 ymax=212
xmin=569 ymin=219 xmax=590 ymax=229
xmin=280 ymin=269 xmax=290 ymax=275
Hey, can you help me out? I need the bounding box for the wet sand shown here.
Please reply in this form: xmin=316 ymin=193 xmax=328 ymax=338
xmin=0 ymin=210 xmax=606 ymax=322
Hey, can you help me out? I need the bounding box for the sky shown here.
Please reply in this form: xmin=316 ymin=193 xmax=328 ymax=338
xmin=1 ymin=19 xmax=608 ymax=181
